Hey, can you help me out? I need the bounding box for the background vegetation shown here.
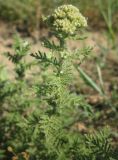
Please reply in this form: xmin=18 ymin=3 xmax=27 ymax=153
xmin=0 ymin=0 xmax=118 ymax=159
xmin=0 ymin=0 xmax=118 ymax=29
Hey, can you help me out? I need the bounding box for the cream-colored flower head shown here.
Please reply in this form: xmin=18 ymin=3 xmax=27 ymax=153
xmin=44 ymin=5 xmax=87 ymax=36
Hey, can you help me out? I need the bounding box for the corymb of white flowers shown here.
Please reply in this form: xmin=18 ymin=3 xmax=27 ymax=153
xmin=44 ymin=5 xmax=87 ymax=36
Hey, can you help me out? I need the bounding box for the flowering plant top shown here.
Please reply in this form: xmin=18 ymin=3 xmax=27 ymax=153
xmin=44 ymin=5 xmax=87 ymax=37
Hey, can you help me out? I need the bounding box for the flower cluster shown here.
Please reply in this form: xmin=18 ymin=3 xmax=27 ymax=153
xmin=44 ymin=5 xmax=87 ymax=36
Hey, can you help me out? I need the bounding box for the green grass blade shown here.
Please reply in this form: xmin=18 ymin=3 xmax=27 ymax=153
xmin=77 ymin=66 xmax=103 ymax=95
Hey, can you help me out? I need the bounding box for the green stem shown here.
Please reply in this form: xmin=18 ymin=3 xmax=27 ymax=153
xmin=59 ymin=37 xmax=66 ymax=49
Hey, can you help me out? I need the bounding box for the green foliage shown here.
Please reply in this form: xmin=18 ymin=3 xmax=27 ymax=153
xmin=98 ymin=0 xmax=118 ymax=47
xmin=5 ymin=36 xmax=32 ymax=79
xmin=77 ymin=66 xmax=104 ymax=95
xmin=0 ymin=5 xmax=117 ymax=160
xmin=84 ymin=128 xmax=115 ymax=160
xmin=0 ymin=0 xmax=41 ymax=30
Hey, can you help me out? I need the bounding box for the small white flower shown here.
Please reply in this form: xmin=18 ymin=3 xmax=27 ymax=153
xmin=60 ymin=70 xmax=64 ymax=74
